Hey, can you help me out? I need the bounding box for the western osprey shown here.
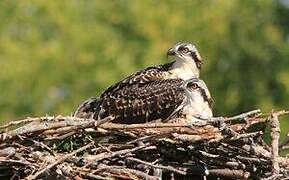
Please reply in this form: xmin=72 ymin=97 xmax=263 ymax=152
xmin=174 ymin=78 xmax=213 ymax=125
xmin=74 ymin=78 xmax=213 ymax=124
xmin=74 ymin=42 xmax=204 ymax=120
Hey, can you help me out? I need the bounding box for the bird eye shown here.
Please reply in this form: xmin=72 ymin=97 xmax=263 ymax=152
xmin=182 ymin=47 xmax=189 ymax=54
xmin=191 ymin=83 xmax=198 ymax=89
xmin=187 ymin=82 xmax=198 ymax=89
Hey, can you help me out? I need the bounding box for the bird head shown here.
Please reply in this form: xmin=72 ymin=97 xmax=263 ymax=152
xmin=182 ymin=78 xmax=213 ymax=109
xmin=167 ymin=42 xmax=203 ymax=69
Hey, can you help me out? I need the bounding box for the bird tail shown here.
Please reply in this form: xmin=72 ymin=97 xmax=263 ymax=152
xmin=73 ymin=97 xmax=100 ymax=119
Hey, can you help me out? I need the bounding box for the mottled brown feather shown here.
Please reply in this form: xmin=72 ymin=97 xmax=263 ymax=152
xmin=100 ymin=62 xmax=174 ymax=98
xmin=96 ymin=79 xmax=185 ymax=124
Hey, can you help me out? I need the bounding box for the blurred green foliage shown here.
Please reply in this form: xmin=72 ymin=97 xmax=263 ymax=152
xmin=0 ymin=0 xmax=288 ymax=127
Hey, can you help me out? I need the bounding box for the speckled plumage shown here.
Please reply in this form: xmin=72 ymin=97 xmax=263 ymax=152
xmin=74 ymin=62 xmax=184 ymax=122
xmin=98 ymin=79 xmax=186 ymax=123
xmin=74 ymin=62 xmax=175 ymax=120
xmin=74 ymin=42 xmax=211 ymax=123
xmin=74 ymin=78 xmax=213 ymax=124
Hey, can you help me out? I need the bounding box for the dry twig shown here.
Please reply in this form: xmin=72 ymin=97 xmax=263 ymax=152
xmin=1 ymin=110 xmax=289 ymax=179
xmin=27 ymin=142 xmax=94 ymax=180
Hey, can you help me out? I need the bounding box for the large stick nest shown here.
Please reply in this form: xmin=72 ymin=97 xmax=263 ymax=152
xmin=1 ymin=109 xmax=289 ymax=180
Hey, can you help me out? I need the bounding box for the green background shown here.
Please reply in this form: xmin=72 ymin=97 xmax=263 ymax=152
xmin=0 ymin=0 xmax=288 ymax=130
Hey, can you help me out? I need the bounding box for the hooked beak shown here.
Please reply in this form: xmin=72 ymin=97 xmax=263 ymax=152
xmin=166 ymin=48 xmax=176 ymax=57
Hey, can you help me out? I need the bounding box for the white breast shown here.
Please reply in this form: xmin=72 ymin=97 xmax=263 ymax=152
xmin=169 ymin=60 xmax=199 ymax=80
xmin=182 ymin=93 xmax=213 ymax=121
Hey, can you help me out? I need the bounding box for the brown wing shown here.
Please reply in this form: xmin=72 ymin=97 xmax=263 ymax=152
xmin=74 ymin=62 xmax=176 ymax=122
xmin=74 ymin=97 xmax=99 ymax=119
xmin=100 ymin=62 xmax=174 ymax=99
xmin=96 ymin=79 xmax=185 ymax=124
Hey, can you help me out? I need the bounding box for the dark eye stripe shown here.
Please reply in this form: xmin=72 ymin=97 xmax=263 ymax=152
xmin=191 ymin=51 xmax=197 ymax=58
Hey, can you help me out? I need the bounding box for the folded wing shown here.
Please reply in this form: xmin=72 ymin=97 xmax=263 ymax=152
xmin=97 ymin=79 xmax=185 ymax=124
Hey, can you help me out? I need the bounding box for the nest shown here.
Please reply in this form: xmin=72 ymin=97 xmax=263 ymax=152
xmin=1 ymin=109 xmax=289 ymax=180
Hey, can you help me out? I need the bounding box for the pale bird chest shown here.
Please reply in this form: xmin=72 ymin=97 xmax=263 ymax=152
xmin=169 ymin=62 xmax=199 ymax=80
xmin=169 ymin=68 xmax=197 ymax=80
xmin=183 ymin=96 xmax=213 ymax=120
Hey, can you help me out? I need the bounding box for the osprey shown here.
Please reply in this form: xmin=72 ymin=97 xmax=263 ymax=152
xmin=174 ymin=78 xmax=213 ymax=124
xmin=74 ymin=78 xmax=213 ymax=124
xmin=74 ymin=42 xmax=207 ymax=123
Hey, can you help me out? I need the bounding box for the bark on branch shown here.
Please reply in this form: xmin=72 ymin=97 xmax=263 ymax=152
xmin=0 ymin=109 xmax=289 ymax=179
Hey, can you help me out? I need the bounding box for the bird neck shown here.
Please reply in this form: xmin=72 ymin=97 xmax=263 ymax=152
xmin=188 ymin=92 xmax=206 ymax=105
xmin=183 ymin=92 xmax=212 ymax=120
xmin=170 ymin=59 xmax=200 ymax=80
